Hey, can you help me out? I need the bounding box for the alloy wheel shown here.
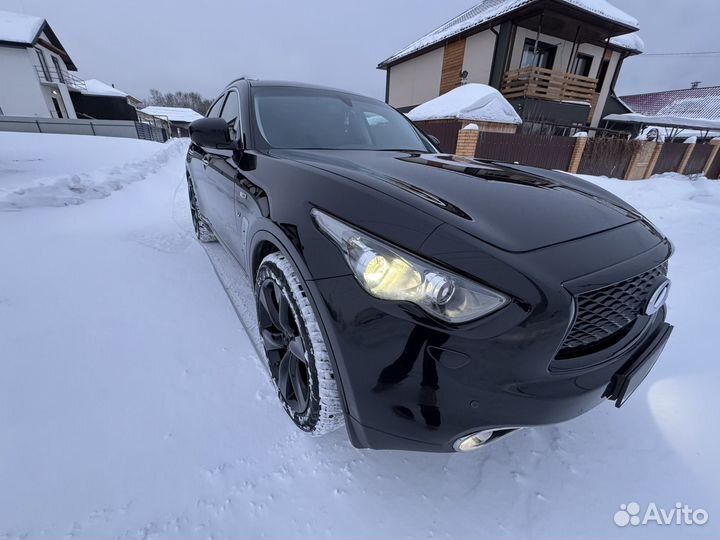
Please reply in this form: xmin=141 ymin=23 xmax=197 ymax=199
xmin=258 ymin=278 xmax=310 ymax=413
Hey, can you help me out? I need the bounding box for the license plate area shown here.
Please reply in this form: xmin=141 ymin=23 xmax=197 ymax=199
xmin=606 ymin=323 xmax=673 ymax=407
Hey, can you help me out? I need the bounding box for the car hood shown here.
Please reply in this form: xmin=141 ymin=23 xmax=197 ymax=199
xmin=273 ymin=150 xmax=641 ymax=253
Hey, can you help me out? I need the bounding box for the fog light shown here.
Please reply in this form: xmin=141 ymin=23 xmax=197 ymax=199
xmin=454 ymin=430 xmax=494 ymax=452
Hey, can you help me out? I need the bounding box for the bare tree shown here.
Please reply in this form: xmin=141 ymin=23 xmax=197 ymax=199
xmin=147 ymin=89 xmax=212 ymax=115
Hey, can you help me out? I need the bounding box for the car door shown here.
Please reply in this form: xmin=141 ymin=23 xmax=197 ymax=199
xmin=203 ymin=90 xmax=242 ymax=249
xmin=189 ymin=95 xmax=224 ymax=227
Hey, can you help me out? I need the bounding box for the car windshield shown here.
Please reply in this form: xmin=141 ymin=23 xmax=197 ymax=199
xmin=252 ymin=86 xmax=433 ymax=152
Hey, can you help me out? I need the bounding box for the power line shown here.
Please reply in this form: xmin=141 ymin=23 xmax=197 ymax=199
xmin=639 ymin=51 xmax=720 ymax=57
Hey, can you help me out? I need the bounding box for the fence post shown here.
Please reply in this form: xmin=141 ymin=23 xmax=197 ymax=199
xmin=456 ymin=123 xmax=480 ymax=157
xmin=677 ymin=142 xmax=696 ymax=175
xmin=625 ymin=141 xmax=656 ymax=180
xmin=703 ymin=139 xmax=720 ymax=177
xmin=643 ymin=141 xmax=664 ymax=179
xmin=567 ymin=136 xmax=588 ymax=174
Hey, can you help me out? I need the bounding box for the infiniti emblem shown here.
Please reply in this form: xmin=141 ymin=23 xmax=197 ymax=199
xmin=645 ymin=279 xmax=671 ymax=315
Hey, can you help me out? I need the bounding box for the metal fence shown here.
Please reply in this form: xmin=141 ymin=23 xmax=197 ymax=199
xmin=707 ymin=151 xmax=720 ymax=179
xmin=135 ymin=122 xmax=168 ymax=143
xmin=685 ymin=144 xmax=715 ymax=175
xmin=577 ymin=138 xmax=639 ymax=178
xmin=654 ymin=143 xmax=687 ymax=174
xmin=0 ymin=116 xmax=167 ymax=143
xmin=475 ymin=132 xmax=576 ymax=170
xmin=413 ymin=120 xmax=462 ymax=154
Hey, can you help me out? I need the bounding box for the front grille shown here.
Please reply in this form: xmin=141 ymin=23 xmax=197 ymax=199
xmin=557 ymin=264 xmax=668 ymax=358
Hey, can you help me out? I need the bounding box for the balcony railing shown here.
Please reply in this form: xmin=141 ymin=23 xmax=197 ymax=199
xmin=501 ymin=67 xmax=598 ymax=104
xmin=35 ymin=65 xmax=86 ymax=91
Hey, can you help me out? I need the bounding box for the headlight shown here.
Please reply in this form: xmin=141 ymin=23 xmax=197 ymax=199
xmin=311 ymin=209 xmax=508 ymax=323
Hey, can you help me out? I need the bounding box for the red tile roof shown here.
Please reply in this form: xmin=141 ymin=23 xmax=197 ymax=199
xmin=621 ymin=86 xmax=720 ymax=120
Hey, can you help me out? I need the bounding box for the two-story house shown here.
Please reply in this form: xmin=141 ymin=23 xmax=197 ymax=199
xmin=0 ymin=9 xmax=84 ymax=119
xmin=378 ymin=0 xmax=643 ymax=131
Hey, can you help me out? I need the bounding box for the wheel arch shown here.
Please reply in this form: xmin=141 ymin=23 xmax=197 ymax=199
xmin=248 ymin=227 xmax=354 ymax=428
xmin=248 ymin=225 xmax=315 ymax=283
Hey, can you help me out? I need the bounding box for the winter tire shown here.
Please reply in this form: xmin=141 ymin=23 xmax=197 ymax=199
xmin=255 ymin=252 xmax=344 ymax=435
xmin=187 ymin=176 xmax=217 ymax=243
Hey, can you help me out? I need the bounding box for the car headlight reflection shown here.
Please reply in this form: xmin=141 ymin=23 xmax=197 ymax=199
xmin=312 ymin=209 xmax=508 ymax=323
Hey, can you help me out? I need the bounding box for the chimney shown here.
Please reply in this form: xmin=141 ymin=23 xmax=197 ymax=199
xmin=691 ymin=81 xmax=702 ymax=89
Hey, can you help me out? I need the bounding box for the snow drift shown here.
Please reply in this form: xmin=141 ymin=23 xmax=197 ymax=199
xmin=0 ymin=132 xmax=718 ymax=539
xmin=407 ymin=83 xmax=522 ymax=125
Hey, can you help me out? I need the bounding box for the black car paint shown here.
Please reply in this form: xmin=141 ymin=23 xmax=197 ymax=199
xmin=187 ymin=80 xmax=672 ymax=452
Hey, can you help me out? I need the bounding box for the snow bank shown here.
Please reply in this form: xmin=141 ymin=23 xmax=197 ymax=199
xmin=1 ymin=131 xmax=719 ymax=539
xmin=0 ymin=132 xmax=186 ymax=210
xmin=408 ymin=83 xmax=522 ymax=124
xmin=0 ymin=9 xmax=43 ymax=43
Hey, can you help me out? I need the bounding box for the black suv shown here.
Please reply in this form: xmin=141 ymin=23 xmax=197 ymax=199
xmin=186 ymin=79 xmax=673 ymax=453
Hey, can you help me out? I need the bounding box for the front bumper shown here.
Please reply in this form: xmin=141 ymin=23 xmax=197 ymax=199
xmin=306 ymin=251 xmax=672 ymax=452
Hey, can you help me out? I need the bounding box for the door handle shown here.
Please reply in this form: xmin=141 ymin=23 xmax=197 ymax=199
xmin=201 ymin=155 xmax=211 ymax=167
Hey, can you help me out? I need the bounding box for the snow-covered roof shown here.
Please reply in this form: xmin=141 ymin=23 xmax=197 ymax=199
xmin=0 ymin=9 xmax=44 ymax=44
xmin=379 ymin=0 xmax=639 ymax=67
xmin=622 ymin=86 xmax=720 ymax=121
xmin=604 ymin=113 xmax=720 ymax=131
xmin=609 ymin=32 xmax=644 ymax=53
xmin=407 ymin=83 xmax=522 ymax=125
xmin=82 ymin=79 xmax=128 ymax=98
xmin=0 ymin=9 xmax=77 ymax=70
xmin=140 ymin=106 xmax=204 ymax=123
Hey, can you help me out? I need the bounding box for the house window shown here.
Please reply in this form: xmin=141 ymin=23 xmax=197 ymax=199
xmin=51 ymin=56 xmax=65 ymax=83
xmin=595 ymin=59 xmax=610 ymax=91
xmin=36 ymin=48 xmax=51 ymax=80
xmin=51 ymin=97 xmax=64 ymax=118
xmin=520 ymin=38 xmax=557 ymax=70
xmin=573 ymin=54 xmax=593 ymax=77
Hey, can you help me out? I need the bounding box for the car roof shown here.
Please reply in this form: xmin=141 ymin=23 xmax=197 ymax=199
xmin=227 ymin=78 xmax=373 ymax=101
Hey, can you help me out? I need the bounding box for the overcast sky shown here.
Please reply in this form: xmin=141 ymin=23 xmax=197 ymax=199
xmin=4 ymin=0 xmax=719 ymax=101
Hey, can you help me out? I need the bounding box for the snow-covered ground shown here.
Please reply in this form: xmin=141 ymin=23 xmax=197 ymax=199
xmin=1 ymin=132 xmax=718 ymax=539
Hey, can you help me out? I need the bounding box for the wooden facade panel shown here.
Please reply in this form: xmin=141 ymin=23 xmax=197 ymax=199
xmin=439 ymin=39 xmax=466 ymax=95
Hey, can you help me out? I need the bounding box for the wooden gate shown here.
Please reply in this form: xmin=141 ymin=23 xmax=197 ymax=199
xmin=474 ymin=132 xmax=575 ymax=170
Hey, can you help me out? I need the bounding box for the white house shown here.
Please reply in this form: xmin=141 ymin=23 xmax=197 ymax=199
xmin=0 ymin=9 xmax=82 ymax=119
xmin=378 ymin=0 xmax=644 ymax=130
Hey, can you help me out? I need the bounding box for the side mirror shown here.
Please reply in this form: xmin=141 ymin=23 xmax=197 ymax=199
xmin=426 ymin=134 xmax=441 ymax=147
xmin=190 ymin=117 xmax=233 ymax=149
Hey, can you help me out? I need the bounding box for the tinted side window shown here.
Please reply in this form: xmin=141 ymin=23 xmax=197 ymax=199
xmin=220 ymin=91 xmax=240 ymax=140
xmin=207 ymin=96 xmax=224 ymax=118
